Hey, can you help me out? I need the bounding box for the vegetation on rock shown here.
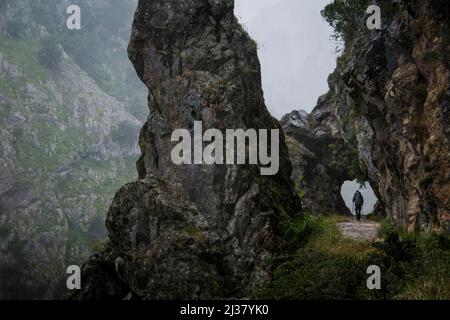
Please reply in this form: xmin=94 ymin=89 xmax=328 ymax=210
xmin=260 ymin=215 xmax=450 ymax=299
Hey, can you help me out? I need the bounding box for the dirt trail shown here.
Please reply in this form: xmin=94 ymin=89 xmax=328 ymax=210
xmin=337 ymin=219 xmax=381 ymax=241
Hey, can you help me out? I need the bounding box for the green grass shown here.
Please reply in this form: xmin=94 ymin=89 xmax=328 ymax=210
xmin=258 ymin=215 xmax=450 ymax=300
xmin=280 ymin=212 xmax=324 ymax=252
xmin=0 ymin=36 xmax=48 ymax=84
xmin=304 ymin=215 xmax=377 ymax=257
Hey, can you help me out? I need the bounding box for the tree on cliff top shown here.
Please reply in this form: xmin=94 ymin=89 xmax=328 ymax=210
xmin=321 ymin=0 xmax=370 ymax=45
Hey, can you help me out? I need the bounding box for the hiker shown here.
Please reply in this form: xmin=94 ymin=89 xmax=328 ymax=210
xmin=353 ymin=190 xmax=364 ymax=221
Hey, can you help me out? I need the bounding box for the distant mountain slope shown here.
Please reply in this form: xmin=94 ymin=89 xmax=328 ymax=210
xmin=0 ymin=0 xmax=146 ymax=299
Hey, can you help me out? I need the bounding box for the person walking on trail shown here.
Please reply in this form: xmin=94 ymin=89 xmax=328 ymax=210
xmin=353 ymin=190 xmax=364 ymax=221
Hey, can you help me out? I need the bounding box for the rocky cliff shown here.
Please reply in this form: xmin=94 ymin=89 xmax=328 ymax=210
xmin=288 ymin=0 xmax=449 ymax=230
xmin=75 ymin=0 xmax=302 ymax=300
xmin=280 ymin=107 xmax=353 ymax=216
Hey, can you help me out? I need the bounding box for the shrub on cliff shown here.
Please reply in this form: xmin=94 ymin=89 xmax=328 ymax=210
xmin=321 ymin=0 xmax=370 ymax=44
xmin=281 ymin=213 xmax=324 ymax=253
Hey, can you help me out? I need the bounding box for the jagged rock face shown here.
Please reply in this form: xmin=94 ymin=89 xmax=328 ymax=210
xmin=323 ymin=0 xmax=449 ymax=231
xmin=281 ymin=106 xmax=351 ymax=216
xmin=77 ymin=176 xmax=224 ymax=299
xmin=76 ymin=0 xmax=301 ymax=299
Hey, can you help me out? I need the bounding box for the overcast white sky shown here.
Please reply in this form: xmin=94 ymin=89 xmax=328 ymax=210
xmin=235 ymin=0 xmax=337 ymax=118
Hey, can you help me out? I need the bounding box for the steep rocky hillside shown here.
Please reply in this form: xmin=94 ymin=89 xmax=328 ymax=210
xmin=315 ymin=0 xmax=449 ymax=231
xmin=0 ymin=0 xmax=146 ymax=299
xmin=75 ymin=0 xmax=302 ymax=300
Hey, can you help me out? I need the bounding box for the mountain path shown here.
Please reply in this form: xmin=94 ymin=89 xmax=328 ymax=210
xmin=337 ymin=219 xmax=381 ymax=241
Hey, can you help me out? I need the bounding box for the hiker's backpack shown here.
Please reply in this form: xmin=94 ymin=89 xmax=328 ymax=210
xmin=354 ymin=192 xmax=364 ymax=207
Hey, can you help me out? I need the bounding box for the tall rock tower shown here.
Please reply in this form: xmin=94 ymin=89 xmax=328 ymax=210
xmin=75 ymin=0 xmax=302 ymax=299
